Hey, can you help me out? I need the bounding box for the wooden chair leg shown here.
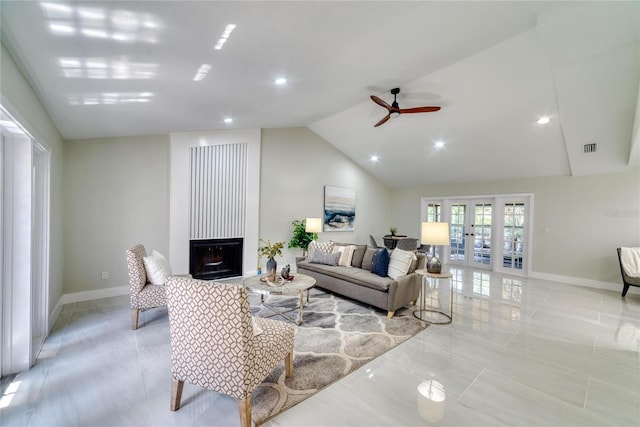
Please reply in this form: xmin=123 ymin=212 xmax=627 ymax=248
xmin=237 ymin=395 xmax=252 ymax=427
xmin=170 ymin=379 xmax=184 ymax=411
xmin=285 ymin=352 xmax=293 ymax=378
xmin=387 ymin=311 xmax=395 ymax=319
xmin=131 ymin=308 xmax=140 ymax=330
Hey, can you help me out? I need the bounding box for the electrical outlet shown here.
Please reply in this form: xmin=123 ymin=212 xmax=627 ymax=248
xmin=101 ymin=272 xmax=109 ymax=280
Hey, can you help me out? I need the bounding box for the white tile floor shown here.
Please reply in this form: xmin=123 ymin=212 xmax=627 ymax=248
xmin=1 ymin=268 xmax=639 ymax=426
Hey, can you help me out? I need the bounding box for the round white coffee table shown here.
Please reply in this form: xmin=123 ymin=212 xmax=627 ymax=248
xmin=243 ymin=273 xmax=316 ymax=325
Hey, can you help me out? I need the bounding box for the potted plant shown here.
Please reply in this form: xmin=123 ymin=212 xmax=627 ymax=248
xmin=389 ymin=227 xmax=398 ymax=236
xmin=258 ymin=239 xmax=284 ymax=279
xmin=288 ymin=219 xmax=318 ymax=255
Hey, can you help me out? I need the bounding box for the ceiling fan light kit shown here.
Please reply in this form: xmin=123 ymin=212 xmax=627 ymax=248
xmin=371 ymin=88 xmax=441 ymax=127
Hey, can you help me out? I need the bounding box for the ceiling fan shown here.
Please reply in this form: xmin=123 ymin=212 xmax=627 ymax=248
xmin=370 ymin=88 xmax=441 ymax=127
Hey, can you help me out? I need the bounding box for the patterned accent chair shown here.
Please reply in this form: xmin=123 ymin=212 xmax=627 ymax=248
xmin=166 ymin=276 xmax=295 ymax=427
xmin=126 ymin=244 xmax=168 ymax=329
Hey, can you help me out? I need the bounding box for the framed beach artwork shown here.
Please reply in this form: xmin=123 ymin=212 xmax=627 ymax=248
xmin=323 ymin=185 xmax=356 ymax=232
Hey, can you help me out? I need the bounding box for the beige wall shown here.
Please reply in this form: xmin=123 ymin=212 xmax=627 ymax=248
xmin=1 ymin=42 xmax=65 ymax=316
xmin=63 ymin=135 xmax=170 ymax=294
xmin=389 ymin=169 xmax=640 ymax=284
xmin=259 ymin=128 xmax=391 ymax=270
xmin=62 ymin=127 xmax=389 ymax=292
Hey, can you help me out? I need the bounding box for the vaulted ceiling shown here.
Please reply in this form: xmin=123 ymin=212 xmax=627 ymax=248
xmin=2 ymin=1 xmax=638 ymax=187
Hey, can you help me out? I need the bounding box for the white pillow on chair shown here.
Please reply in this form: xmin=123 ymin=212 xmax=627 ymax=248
xmin=143 ymin=250 xmax=172 ymax=285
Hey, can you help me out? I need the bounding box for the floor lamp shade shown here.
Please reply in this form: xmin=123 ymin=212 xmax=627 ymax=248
xmin=305 ymin=218 xmax=322 ymax=233
xmin=421 ymin=222 xmax=450 ymax=274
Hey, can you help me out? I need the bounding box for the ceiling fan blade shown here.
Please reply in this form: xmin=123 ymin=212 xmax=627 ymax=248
xmin=398 ymin=106 xmax=441 ymax=114
xmin=370 ymin=95 xmax=392 ymax=111
xmin=374 ymin=113 xmax=391 ymax=127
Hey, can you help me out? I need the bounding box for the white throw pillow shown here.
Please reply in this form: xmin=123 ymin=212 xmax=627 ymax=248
xmin=387 ymin=248 xmax=417 ymax=279
xmin=332 ymin=245 xmax=357 ymax=267
xmin=143 ymin=250 xmax=172 ymax=285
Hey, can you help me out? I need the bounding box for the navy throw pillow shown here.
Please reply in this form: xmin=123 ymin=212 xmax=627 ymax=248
xmin=371 ymin=248 xmax=390 ymax=277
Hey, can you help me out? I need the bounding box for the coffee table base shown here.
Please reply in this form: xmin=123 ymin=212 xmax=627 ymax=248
xmin=258 ymin=290 xmax=310 ymax=325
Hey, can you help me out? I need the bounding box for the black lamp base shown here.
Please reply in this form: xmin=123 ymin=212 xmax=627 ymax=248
xmin=426 ymin=256 xmax=442 ymax=274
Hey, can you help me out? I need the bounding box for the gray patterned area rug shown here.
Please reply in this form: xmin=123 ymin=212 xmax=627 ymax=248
xmin=249 ymin=288 xmax=427 ymax=425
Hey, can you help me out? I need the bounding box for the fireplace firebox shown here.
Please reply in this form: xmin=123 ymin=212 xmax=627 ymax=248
xmin=189 ymin=238 xmax=243 ymax=280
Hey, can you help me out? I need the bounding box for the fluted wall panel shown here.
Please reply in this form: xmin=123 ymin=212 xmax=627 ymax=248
xmin=189 ymin=143 xmax=247 ymax=239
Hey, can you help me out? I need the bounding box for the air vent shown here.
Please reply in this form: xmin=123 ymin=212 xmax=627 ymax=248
xmin=583 ymin=143 xmax=597 ymax=154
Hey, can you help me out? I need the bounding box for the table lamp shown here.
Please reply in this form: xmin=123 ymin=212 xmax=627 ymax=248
xmin=305 ymin=218 xmax=322 ymax=234
xmin=421 ymin=222 xmax=450 ymax=274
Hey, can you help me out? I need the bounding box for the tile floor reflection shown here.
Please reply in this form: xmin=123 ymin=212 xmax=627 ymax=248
xmin=1 ymin=268 xmax=639 ymax=426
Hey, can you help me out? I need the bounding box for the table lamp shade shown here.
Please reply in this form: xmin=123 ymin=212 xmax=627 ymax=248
xmin=421 ymin=222 xmax=449 ymax=274
xmin=421 ymin=222 xmax=450 ymax=246
xmin=305 ymin=218 xmax=322 ymax=233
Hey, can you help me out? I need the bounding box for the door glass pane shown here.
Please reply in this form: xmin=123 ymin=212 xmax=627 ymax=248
xmin=426 ymin=203 xmax=441 ymax=222
xmin=423 ymin=203 xmax=442 ymax=256
xmin=503 ymin=202 xmax=524 ymax=269
xmin=450 ymin=204 xmax=465 ymax=261
xmin=473 ymin=203 xmax=492 ymax=265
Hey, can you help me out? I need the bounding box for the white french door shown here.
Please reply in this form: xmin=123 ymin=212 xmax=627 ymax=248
xmin=1 ymin=107 xmax=50 ymax=376
xmin=448 ymin=200 xmax=493 ymax=269
xmin=422 ymin=195 xmax=532 ymax=275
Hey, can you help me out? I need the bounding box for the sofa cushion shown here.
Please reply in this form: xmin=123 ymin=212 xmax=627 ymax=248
xmin=408 ymin=253 xmax=419 ymax=274
xmin=332 ymin=244 xmax=357 ymax=267
xmin=388 ymin=248 xmax=417 ymax=279
xmin=309 ymin=250 xmax=340 ymax=266
xmin=308 ymin=240 xmax=334 ymax=258
xmin=350 ymin=244 xmax=367 ymax=268
xmin=334 ymin=242 xmax=367 ymax=268
xmin=297 ymin=261 xmax=393 ymax=292
xmin=371 ymin=248 xmax=390 ymax=277
xmin=361 ymin=246 xmax=376 ymax=270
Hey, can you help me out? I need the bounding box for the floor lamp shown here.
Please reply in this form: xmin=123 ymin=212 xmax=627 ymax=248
xmin=421 ymin=222 xmax=450 ymax=274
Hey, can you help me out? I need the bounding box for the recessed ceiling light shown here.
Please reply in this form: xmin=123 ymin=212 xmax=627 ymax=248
xmin=537 ymin=116 xmax=550 ymax=125
xmin=275 ymin=77 xmax=287 ymax=85
xmin=224 ymin=118 xmax=233 ymax=124
xmin=370 ymin=155 xmax=379 ymax=162
xmin=434 ymin=141 xmax=445 ymax=149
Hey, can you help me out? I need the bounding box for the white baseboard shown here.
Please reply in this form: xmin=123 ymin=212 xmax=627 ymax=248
xmin=47 ymin=286 xmax=129 ymax=339
xmin=62 ymin=285 xmax=130 ymax=304
xmin=530 ymin=271 xmax=620 ymax=293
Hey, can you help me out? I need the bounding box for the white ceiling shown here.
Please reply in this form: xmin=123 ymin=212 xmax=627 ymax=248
xmin=1 ymin=1 xmax=639 ymax=187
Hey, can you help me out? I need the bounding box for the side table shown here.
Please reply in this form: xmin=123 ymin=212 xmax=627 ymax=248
xmin=413 ymin=269 xmax=453 ymax=325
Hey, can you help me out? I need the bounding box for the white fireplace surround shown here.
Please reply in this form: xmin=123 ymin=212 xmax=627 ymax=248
xmin=169 ymin=129 xmax=261 ymax=276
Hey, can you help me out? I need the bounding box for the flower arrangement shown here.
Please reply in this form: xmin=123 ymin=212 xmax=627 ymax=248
xmin=258 ymin=239 xmax=284 ymax=259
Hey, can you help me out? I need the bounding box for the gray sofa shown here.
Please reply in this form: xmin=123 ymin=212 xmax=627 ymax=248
xmin=296 ymin=243 xmax=425 ymax=318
